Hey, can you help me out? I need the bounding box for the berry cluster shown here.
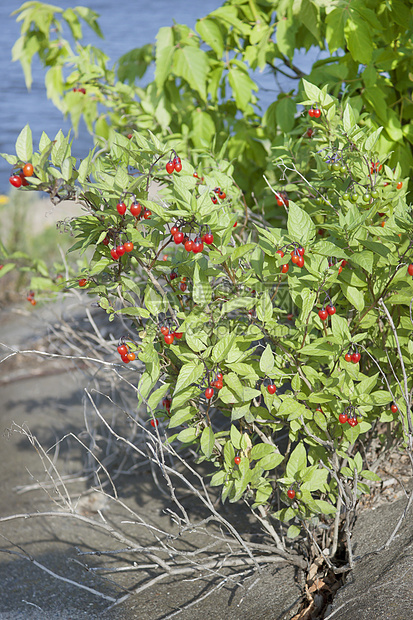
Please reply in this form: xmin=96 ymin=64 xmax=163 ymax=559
xmin=338 ymin=405 xmax=361 ymax=426
xmin=166 ymin=153 xmax=182 ymax=174
xmin=110 ymin=240 xmax=134 ymax=261
xmin=72 ymin=87 xmax=86 ymax=94
xmin=318 ymin=292 xmax=337 ymax=321
xmin=308 ymin=104 xmax=321 ymax=118
xmin=277 ymin=244 xmax=305 ymax=273
xmin=201 ymin=371 xmax=224 ymax=401
xmin=211 ymin=187 xmax=226 ymax=203
xmin=344 ymin=349 xmax=361 ymax=364
xmin=117 ymin=342 xmax=136 ymax=363
xmin=160 ymin=324 xmax=183 ymax=345
xmin=170 ymin=221 xmax=214 ymax=254
xmin=9 ymin=162 xmax=34 ymax=188
xmin=276 ymin=191 xmax=289 ymax=207
xmin=26 ymin=289 xmax=36 ymax=306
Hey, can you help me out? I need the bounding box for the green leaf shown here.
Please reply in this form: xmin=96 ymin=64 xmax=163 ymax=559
xmin=287 ymin=201 xmax=316 ymax=245
xmin=144 ymin=285 xmax=165 ymax=315
xmin=195 ymin=18 xmax=224 ymax=56
xmin=361 ymin=470 xmax=381 ymax=482
xmin=259 ymin=344 xmax=274 ymax=374
xmin=251 ymin=444 xmax=276 ymax=460
xmin=173 ymin=46 xmax=208 ymax=101
xmin=287 ymin=524 xmax=301 ymax=539
xmin=230 ymin=424 xmax=242 ymax=449
xmin=146 ymin=383 xmax=170 ymax=412
xmin=168 ymin=406 xmax=194 ymax=428
xmin=155 ymin=27 xmax=174 ymax=90
xmin=176 ymin=427 xmax=199 ymax=443
xmin=259 ymin=452 xmax=284 ymax=471
xmin=286 ymin=443 xmax=307 ymax=478
xmin=173 ymin=361 xmax=204 ymax=396
xmin=15 ymin=124 xmax=33 ymax=161
xmin=340 ymin=284 xmax=365 ymax=312
xmin=211 ymin=333 xmax=235 ymax=363
xmin=313 ymin=499 xmax=336 ymax=515
xmin=344 ymin=18 xmax=373 ymax=64
xmin=350 ymin=251 xmax=374 ymax=274
xmin=200 ymin=426 xmax=215 ymax=458
xmin=228 ymin=66 xmax=258 ymax=111
xmin=276 ymin=97 xmax=296 ymax=133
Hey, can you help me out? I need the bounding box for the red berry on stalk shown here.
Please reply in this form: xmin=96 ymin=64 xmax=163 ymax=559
xmin=170 ymin=271 xmax=178 ymax=281
xmin=110 ymin=248 xmax=120 ymax=260
xmin=179 ymin=281 xmax=187 ymax=292
xmin=193 ymin=172 xmax=198 ymax=178
xmin=170 ymin=226 xmax=179 ymax=236
xmin=151 ymin=419 xmax=159 ymax=427
xmin=391 ymin=404 xmax=398 ymax=413
xmin=23 ymin=163 xmax=34 ymax=177
xmin=184 ymin=239 xmax=193 ymax=252
xmin=124 ymin=241 xmax=134 ymax=253
xmin=164 ymin=333 xmax=175 ymax=345
xmin=281 ymin=263 xmax=289 ymax=274
xmin=318 ymin=309 xmax=328 ymax=321
xmin=276 ymin=249 xmax=284 ymax=258
xmin=291 ymin=253 xmax=299 ymax=264
xmin=351 ymin=352 xmax=361 ymax=364
xmin=313 ymin=108 xmax=321 ymax=118
xmin=348 ymin=417 xmax=358 ymax=427
xmin=397 ymin=182 xmax=403 ymax=190
xmin=287 ymin=489 xmax=296 ymax=499
xmin=121 ymin=354 xmax=130 ymax=363
xmin=78 ymin=278 xmax=87 ymax=287
xmin=211 ymin=196 xmax=218 ymax=204
xmin=296 ymin=256 xmax=304 ymax=268
xmin=166 ymin=161 xmax=174 ymax=174
xmin=162 ymin=397 xmax=171 ymax=410
xmin=143 ymin=209 xmax=151 ymax=219
xmin=116 ymin=202 xmax=127 ymax=215
xmin=408 ymin=264 xmax=413 ymax=276
xmin=102 ymin=236 xmax=110 ymax=246
xmin=216 ymin=372 xmax=223 ymax=381
xmin=308 ymin=108 xmax=315 ymax=118
xmin=214 ymin=380 xmax=223 ymax=390
xmin=117 ymin=345 xmax=128 ymax=356
xmin=326 ymin=305 xmax=336 ymax=315
xmin=192 ymin=238 xmax=204 ymax=253
xmin=9 ymin=174 xmax=22 ymax=188
xmin=30 ymin=299 xmax=37 ymax=305
xmin=345 ymin=353 xmax=352 ymax=362
xmin=116 ymin=245 xmax=126 ymax=257
xmin=204 ymin=233 xmax=213 ymax=245
xmin=297 ymin=247 xmax=305 ymax=256
xmin=174 ymin=232 xmax=184 ymax=244
xmin=218 ymin=191 xmax=226 ymax=200
xmin=173 ymin=332 xmax=183 ymax=339
xmin=267 ymin=384 xmax=276 ymax=395
xmin=160 ymin=326 xmax=169 ymax=336
xmin=339 ymin=413 xmax=348 ymax=424
xmin=205 ymin=387 xmax=214 ymax=399
xmin=130 ymin=202 xmax=142 ymax=217
xmin=234 ymin=456 xmax=241 ymax=465
xmin=174 ymin=157 xmax=182 ymax=172
xmin=306 ymin=128 xmax=314 ymax=138
xmin=127 ymin=352 xmax=136 ymax=361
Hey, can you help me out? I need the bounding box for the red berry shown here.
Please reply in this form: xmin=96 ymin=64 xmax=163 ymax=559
xmin=117 ymin=345 xmax=128 ymax=356
xmin=234 ymin=456 xmax=241 ymax=465
xmin=170 ymin=271 xmax=178 ymax=281
xmin=23 ymin=162 xmax=34 ymax=177
xmin=9 ymin=174 xmax=22 ymax=188
xmin=313 ymin=108 xmax=321 ymax=118
xmin=173 ymin=332 xmax=183 ymax=339
xmin=326 ymin=305 xmax=336 ymax=315
xmin=192 ymin=239 xmax=204 ymax=254
xmin=391 ymin=404 xmax=398 ymax=413
xmin=218 ymin=191 xmax=226 ymax=200
xmin=297 ymin=247 xmax=305 ymax=256
xmin=184 ymin=239 xmax=194 ymax=252
xmin=204 ymin=233 xmax=213 ymax=245
xmin=127 ymin=352 xmax=136 ymax=361
xmin=193 ymin=172 xmax=198 ymax=178
xmin=124 ymin=241 xmax=134 ymax=252
xmin=308 ymin=108 xmax=315 ymax=117
xmin=116 ymin=245 xmax=126 ymax=257
xmin=344 ymin=353 xmax=352 ymax=362
xmin=164 ymin=333 xmax=175 ymax=345
xmin=130 ymin=202 xmax=142 ymax=217
xmin=267 ymin=384 xmax=276 ymax=394
xmin=339 ymin=413 xmax=348 ymax=424
xmin=348 ymin=417 xmax=358 ymax=427
xmin=306 ymin=128 xmax=314 ymax=138
xmin=174 ymin=157 xmax=182 ymax=172
xmin=408 ymin=264 xmax=413 ymax=276
xmin=162 ymin=397 xmax=171 ymax=410
xmin=174 ymin=232 xmax=184 ymax=244
xmin=102 ymin=236 xmax=110 ymax=246
xmin=30 ymin=298 xmax=37 ymax=306
xmin=121 ymin=355 xmax=130 ymax=363
xmin=211 ymin=196 xmax=218 ymax=204
xmin=166 ymin=161 xmax=174 ymax=174
xmin=78 ymin=87 xmax=86 ymax=94
xmin=78 ymin=278 xmax=87 ymax=287
xmin=281 ymin=263 xmax=289 ymax=274
xmin=160 ymin=326 xmax=169 ymax=336
xmin=116 ymin=202 xmax=127 ymax=215
xmin=287 ymin=489 xmax=296 ymax=499
xmin=205 ymin=387 xmax=214 ymax=399
xmin=151 ymin=419 xmax=159 ymax=427
xmin=216 ymin=372 xmax=223 ymax=381
xmin=351 ymin=352 xmax=361 ymax=364
xmin=170 ymin=226 xmax=179 ymax=236
xmin=276 ymin=249 xmax=284 ymax=258
xmin=214 ymin=380 xmax=223 ymax=390
xmin=318 ymin=309 xmax=328 ymax=321
xmin=179 ymin=281 xmax=187 ymax=292
xmin=296 ymin=256 xmax=304 ymax=268
xmin=397 ymin=181 xmax=403 ymax=190
xmin=110 ymin=248 xmax=120 ymax=260
xmin=291 ymin=253 xmax=299 ymax=264
xmin=143 ymin=209 xmax=151 ymax=219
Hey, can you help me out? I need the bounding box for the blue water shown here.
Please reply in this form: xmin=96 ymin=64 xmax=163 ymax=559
xmin=0 ymin=0 xmax=322 ymax=193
